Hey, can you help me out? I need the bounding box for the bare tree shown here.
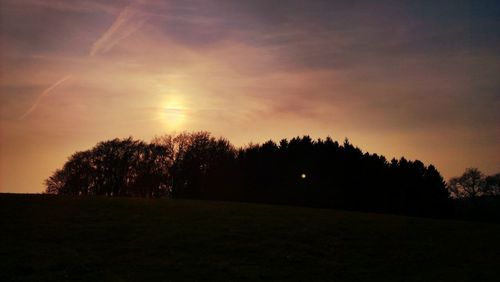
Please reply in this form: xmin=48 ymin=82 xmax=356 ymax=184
xmin=448 ymin=168 xmax=485 ymax=198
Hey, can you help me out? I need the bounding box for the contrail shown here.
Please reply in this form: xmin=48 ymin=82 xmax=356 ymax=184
xmin=20 ymin=75 xmax=71 ymax=120
xmin=20 ymin=1 xmax=147 ymax=119
xmin=89 ymin=3 xmax=148 ymax=56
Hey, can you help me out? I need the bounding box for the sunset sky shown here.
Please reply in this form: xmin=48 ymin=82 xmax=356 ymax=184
xmin=1 ymin=0 xmax=499 ymax=193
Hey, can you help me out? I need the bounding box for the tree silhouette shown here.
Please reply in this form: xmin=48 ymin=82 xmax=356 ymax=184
xmin=45 ymin=137 xmax=172 ymax=197
xmin=45 ymin=132 xmax=451 ymax=217
xmin=448 ymin=168 xmax=485 ymax=198
xmin=449 ymin=169 xmax=500 ymax=198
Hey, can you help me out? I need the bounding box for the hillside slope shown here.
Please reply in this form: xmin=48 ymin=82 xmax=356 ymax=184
xmin=1 ymin=194 xmax=499 ymax=281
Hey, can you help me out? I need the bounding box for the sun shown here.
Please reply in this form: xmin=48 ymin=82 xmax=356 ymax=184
xmin=161 ymin=97 xmax=186 ymax=129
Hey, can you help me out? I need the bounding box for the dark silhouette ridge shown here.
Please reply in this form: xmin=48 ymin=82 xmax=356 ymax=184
xmin=45 ymin=131 xmax=454 ymax=218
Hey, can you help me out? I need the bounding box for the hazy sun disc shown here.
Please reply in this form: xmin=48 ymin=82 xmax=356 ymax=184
xmin=161 ymin=98 xmax=186 ymax=128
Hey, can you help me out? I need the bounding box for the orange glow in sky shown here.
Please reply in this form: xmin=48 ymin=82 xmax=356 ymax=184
xmin=1 ymin=0 xmax=499 ymax=192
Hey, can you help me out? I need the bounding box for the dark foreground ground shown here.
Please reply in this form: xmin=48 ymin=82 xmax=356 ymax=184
xmin=1 ymin=194 xmax=499 ymax=281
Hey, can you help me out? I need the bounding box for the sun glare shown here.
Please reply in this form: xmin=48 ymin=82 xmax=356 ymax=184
xmin=161 ymin=97 xmax=186 ymax=128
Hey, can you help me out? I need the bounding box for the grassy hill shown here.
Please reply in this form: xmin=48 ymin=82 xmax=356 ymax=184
xmin=1 ymin=194 xmax=499 ymax=281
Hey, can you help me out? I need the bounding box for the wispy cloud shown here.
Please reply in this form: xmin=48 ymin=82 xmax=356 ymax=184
xmin=18 ymin=1 xmax=148 ymax=119
xmin=89 ymin=3 xmax=148 ymax=56
xmin=19 ymin=75 xmax=72 ymax=120
xmin=1 ymin=0 xmax=119 ymax=15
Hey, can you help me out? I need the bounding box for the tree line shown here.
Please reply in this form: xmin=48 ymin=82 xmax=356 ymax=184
xmin=45 ymin=132 xmax=457 ymax=217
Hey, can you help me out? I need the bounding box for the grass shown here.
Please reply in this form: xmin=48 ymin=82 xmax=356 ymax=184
xmin=1 ymin=194 xmax=499 ymax=281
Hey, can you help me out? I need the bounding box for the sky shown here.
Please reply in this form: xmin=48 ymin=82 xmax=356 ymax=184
xmin=1 ymin=0 xmax=499 ymax=193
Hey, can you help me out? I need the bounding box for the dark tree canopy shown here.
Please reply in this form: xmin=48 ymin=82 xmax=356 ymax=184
xmin=45 ymin=138 xmax=173 ymax=197
xmin=45 ymin=132 xmax=451 ymax=217
xmin=485 ymin=173 xmax=500 ymax=196
xmin=448 ymin=168 xmax=500 ymax=198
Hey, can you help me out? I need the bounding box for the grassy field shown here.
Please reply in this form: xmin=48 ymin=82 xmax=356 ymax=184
xmin=1 ymin=194 xmax=499 ymax=281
